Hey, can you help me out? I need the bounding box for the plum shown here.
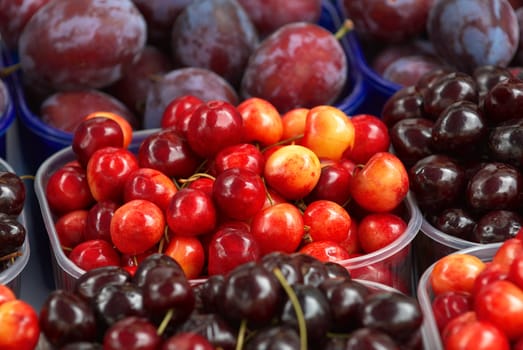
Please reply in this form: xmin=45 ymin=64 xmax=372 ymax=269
xmin=382 ymin=54 xmax=447 ymax=87
xmin=342 ymin=0 xmax=435 ymax=43
xmin=0 ymin=0 xmax=51 ymax=50
xmin=427 ymin=0 xmax=519 ymax=73
xmin=132 ymin=0 xmax=191 ymax=49
xmin=40 ymin=90 xmax=138 ymax=133
xmin=143 ymin=67 xmax=239 ymax=129
xmin=18 ymin=0 xmax=147 ymax=91
xmin=236 ymin=0 xmax=322 ymax=38
xmin=171 ymin=0 xmax=258 ymax=87
xmin=106 ymin=46 xmax=174 ymax=121
xmin=240 ymin=22 xmax=347 ymax=113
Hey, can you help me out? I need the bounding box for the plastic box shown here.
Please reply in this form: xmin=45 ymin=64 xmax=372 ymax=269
xmin=9 ymin=0 xmax=367 ymax=174
xmin=0 ymin=48 xmax=18 ymax=159
xmin=412 ymin=217 xmax=483 ymax=284
xmin=35 ymin=130 xmax=421 ymax=293
xmin=417 ymin=242 xmax=502 ymax=350
xmin=337 ymin=192 xmax=422 ymax=295
xmin=0 ymin=157 xmax=30 ymax=296
xmin=334 ymin=0 xmax=402 ymax=116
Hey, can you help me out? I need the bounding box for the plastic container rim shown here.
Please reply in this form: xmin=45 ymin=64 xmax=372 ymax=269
xmin=420 ymin=216 xmax=483 ymax=251
xmin=0 ymin=157 xmax=30 ymax=287
xmin=417 ymin=242 xmax=503 ymax=350
xmin=335 ymin=191 xmax=421 ymax=269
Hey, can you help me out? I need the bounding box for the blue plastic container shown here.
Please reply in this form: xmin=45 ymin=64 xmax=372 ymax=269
xmin=335 ymin=0 xmax=402 ymax=116
xmin=0 ymin=49 xmax=18 ymax=159
xmin=9 ymin=0 xmax=367 ymax=173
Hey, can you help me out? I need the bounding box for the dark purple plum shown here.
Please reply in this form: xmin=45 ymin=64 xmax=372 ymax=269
xmin=342 ymin=0 xmax=435 ymax=43
xmin=143 ymin=67 xmax=239 ymax=128
xmin=240 ymin=22 xmax=347 ymax=113
xmin=171 ymin=0 xmax=259 ymax=87
xmin=382 ymin=55 xmax=446 ymax=87
xmin=18 ymin=0 xmax=147 ymax=91
xmin=427 ymin=0 xmax=519 ymax=73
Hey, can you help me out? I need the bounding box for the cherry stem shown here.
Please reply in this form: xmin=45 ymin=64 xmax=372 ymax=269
xmin=0 ymin=251 xmax=22 ymax=262
xmin=0 ymin=63 xmax=21 ymax=79
xmin=178 ymin=172 xmax=216 ymax=186
xmin=260 ymin=134 xmax=304 ymax=153
xmin=235 ymin=319 xmax=248 ymax=350
xmin=157 ymin=308 xmax=174 ymax=336
xmin=334 ymin=19 xmax=354 ymax=40
xmin=273 ymin=267 xmax=307 ymax=350
xmin=20 ymin=174 xmax=36 ymax=181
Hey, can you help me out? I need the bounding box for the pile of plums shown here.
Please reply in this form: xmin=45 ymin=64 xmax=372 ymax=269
xmin=38 ymin=252 xmax=424 ymax=350
xmin=383 ymin=65 xmax=523 ymax=247
xmin=0 ymin=0 xmax=350 ymax=133
xmin=341 ymin=0 xmax=523 ymax=88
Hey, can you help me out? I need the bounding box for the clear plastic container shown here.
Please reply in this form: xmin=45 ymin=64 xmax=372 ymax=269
xmin=417 ymin=242 xmax=502 ymax=350
xmin=35 ymin=127 xmax=420 ymax=292
xmin=10 ymin=0 xmax=367 ymax=174
xmin=336 ymin=192 xmax=422 ymax=295
xmin=412 ymin=217 xmax=483 ymax=285
xmin=34 ymin=129 xmax=152 ymax=291
xmin=0 ymin=157 xmax=30 ymax=296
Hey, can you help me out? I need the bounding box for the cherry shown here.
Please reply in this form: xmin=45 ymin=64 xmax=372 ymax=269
xmin=161 ymin=332 xmax=214 ymax=350
xmin=186 ymin=100 xmax=244 ymax=159
xmin=46 ymin=163 xmax=94 ymax=215
xmin=74 ymin=265 xmax=132 ymax=303
xmin=39 ymin=290 xmax=97 ymax=348
xmin=160 ymin=94 xmax=204 ymax=134
xmin=103 ymin=316 xmax=161 ymax=350
xmin=212 ymin=167 xmax=266 ymax=221
xmin=68 ymin=239 xmax=121 ymax=272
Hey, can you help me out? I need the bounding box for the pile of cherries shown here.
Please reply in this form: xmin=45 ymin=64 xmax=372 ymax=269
xmin=39 ymin=252 xmax=423 ymax=349
xmin=0 ymin=170 xmax=26 ymax=274
xmin=383 ymin=65 xmax=523 ymax=245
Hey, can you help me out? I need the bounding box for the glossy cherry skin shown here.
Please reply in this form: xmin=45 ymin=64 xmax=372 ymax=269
xmin=46 ymin=163 xmax=94 ymax=215
xmin=390 ymin=117 xmax=434 ymax=168
xmin=186 ymin=100 xmax=244 ymax=159
xmin=236 ymin=97 xmax=283 ymax=146
xmin=40 ymin=290 xmax=97 ymax=348
xmin=484 ymin=78 xmax=523 ymax=125
xmin=305 ymin=162 xmax=353 ymax=206
xmin=74 ymin=265 xmax=132 ymax=303
xmin=161 ymin=332 xmax=214 ymax=350
xmin=343 ymin=114 xmax=390 ymax=165
xmin=137 ymin=128 xmax=202 ymax=179
xmin=209 ymin=143 xmax=265 ymax=176
xmin=86 ymin=147 xmax=139 ymax=203
xmin=207 ymin=225 xmax=261 ymax=276
xmin=165 ymin=188 xmax=217 ymax=237
xmin=212 ymin=167 xmax=266 ymax=221
xmin=431 ymin=291 xmax=472 ymax=331
xmin=84 ymin=200 xmax=119 ymax=243
xmin=103 ymin=316 xmax=161 ymax=350
xmin=122 ymin=167 xmax=178 ymax=212
xmin=303 ymin=200 xmax=351 ymax=243
xmin=250 ymin=202 xmax=305 ymax=255
xmin=160 ymin=94 xmax=204 ymax=135
xmin=68 ymin=239 xmax=121 ymax=271
xmin=110 ymin=199 xmax=165 ymax=255
xmin=72 ymin=117 xmax=125 ymax=167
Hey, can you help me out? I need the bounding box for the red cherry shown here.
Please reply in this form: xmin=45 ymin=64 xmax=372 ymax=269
xmin=357 ymin=213 xmax=407 ymax=253
xmin=164 ymin=235 xmax=205 ymax=279
xmin=186 ymin=100 xmax=244 ymax=159
xmin=212 ymin=167 xmax=266 ymax=221
xmin=69 ymin=239 xmax=121 ymax=271
xmin=343 ymin=114 xmax=391 ymax=164
xmin=84 ymin=200 xmax=118 ymax=243
xmin=72 ymin=117 xmax=125 ymax=167
xmin=46 ymin=163 xmax=95 ymax=215
xmin=207 ymin=225 xmax=260 ymax=276
xmin=123 ymin=167 xmax=178 ymax=212
xmin=209 ymin=143 xmax=265 ymax=176
xmin=110 ymin=199 xmax=165 ymax=255
xmin=55 ymin=209 xmax=88 ymax=249
xmin=250 ymin=202 xmax=304 ymax=255
xmin=299 ymin=240 xmax=351 ymax=262
xmin=160 ymin=95 xmax=204 ymax=135
xmin=303 ymin=200 xmax=352 ymax=243
xmin=86 ymin=146 xmax=139 ymax=203
xmin=165 ymin=188 xmax=217 ymax=237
